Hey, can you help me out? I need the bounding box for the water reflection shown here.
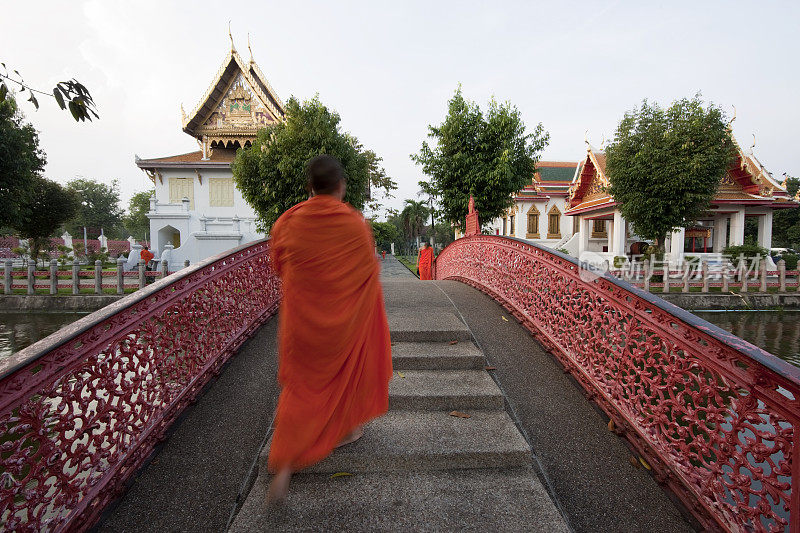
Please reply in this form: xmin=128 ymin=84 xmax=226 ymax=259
xmin=692 ymin=311 xmax=800 ymax=368
xmin=0 ymin=312 xmax=88 ymax=358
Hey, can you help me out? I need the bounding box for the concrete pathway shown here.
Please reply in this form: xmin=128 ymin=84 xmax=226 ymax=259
xmin=229 ymin=276 xmax=568 ymax=532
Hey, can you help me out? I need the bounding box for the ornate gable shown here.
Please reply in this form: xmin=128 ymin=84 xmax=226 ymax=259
xmin=565 ymin=148 xmax=614 ymax=213
xmin=181 ymin=46 xmax=285 ymax=154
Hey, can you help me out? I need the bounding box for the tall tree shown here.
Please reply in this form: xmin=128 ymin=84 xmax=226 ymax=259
xmin=412 ymin=87 xmax=548 ymax=230
xmin=232 ymin=96 xmax=395 ymax=232
xmin=605 ymin=95 xmax=734 ymax=249
xmin=66 ymin=178 xmax=125 ymax=239
xmin=14 ymin=177 xmax=80 ymax=266
xmin=370 ymin=221 xmax=400 ymax=251
xmin=0 ymin=96 xmax=45 ymax=229
xmin=773 ymin=176 xmax=800 ymax=248
xmin=400 ymin=199 xmax=430 ymax=247
xmin=123 ymin=190 xmax=154 ymax=240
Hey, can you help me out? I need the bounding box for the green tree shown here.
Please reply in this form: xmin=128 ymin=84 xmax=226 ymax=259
xmin=66 ymin=178 xmax=125 ymax=239
xmin=232 ymin=96 xmax=394 ymax=232
xmin=773 ymin=176 xmax=800 ymax=248
xmin=370 ymin=221 xmax=400 ymax=251
xmin=123 ymin=190 xmax=154 ymax=240
xmin=0 ymin=96 xmax=45 ymax=229
xmin=400 ymin=199 xmax=430 ymax=248
xmin=412 ymin=87 xmax=549 ymax=230
xmin=14 ymin=177 xmax=80 ymax=266
xmin=605 ymin=95 xmax=734 ymax=249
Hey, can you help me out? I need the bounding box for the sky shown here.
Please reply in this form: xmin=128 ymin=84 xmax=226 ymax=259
xmin=2 ymin=1 xmax=799 ymax=220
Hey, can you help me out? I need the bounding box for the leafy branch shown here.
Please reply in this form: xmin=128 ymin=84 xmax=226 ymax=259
xmin=0 ymin=63 xmax=99 ymax=122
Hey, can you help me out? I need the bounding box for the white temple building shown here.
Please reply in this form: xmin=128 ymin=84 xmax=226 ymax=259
xmin=135 ymin=42 xmax=285 ymax=267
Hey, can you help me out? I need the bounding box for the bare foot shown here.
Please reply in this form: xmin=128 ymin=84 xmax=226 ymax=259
xmin=336 ymin=425 xmax=364 ymax=448
xmin=266 ymin=468 xmax=291 ymax=505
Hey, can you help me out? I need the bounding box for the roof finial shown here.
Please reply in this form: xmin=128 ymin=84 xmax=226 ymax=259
xmin=584 ymin=129 xmax=590 ymax=147
xmin=727 ymin=105 xmax=737 ymax=129
xmin=600 ymin=134 xmax=606 ymax=150
xmin=228 ymin=21 xmax=236 ymax=51
xmin=750 ymin=133 xmax=756 ymax=153
xmin=248 ymin=33 xmax=254 ymax=63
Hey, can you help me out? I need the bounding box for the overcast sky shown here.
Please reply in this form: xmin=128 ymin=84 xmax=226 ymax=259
xmin=2 ymin=1 xmax=798 ymax=219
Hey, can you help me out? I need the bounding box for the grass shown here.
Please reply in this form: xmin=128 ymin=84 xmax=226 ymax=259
xmin=396 ymin=255 xmax=419 ymax=277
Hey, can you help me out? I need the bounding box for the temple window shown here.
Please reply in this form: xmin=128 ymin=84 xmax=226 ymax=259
xmin=509 ymin=214 xmax=515 ymax=237
xmin=526 ymin=205 xmax=540 ymax=239
xmin=169 ymin=177 xmax=194 ymax=210
xmin=547 ymin=206 xmax=561 ymax=239
xmin=502 ymin=217 xmax=507 ymax=235
xmin=591 ymin=219 xmax=608 ymax=238
xmin=209 ymin=178 xmax=235 ymax=207
xmin=573 ymin=216 xmax=580 ymax=235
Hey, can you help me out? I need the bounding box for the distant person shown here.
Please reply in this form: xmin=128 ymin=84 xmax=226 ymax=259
xmin=266 ymin=154 xmax=392 ymax=502
xmin=382 ymin=250 xmax=386 ymax=260
xmin=417 ymin=242 xmax=434 ymax=280
xmin=140 ymin=245 xmax=154 ymax=267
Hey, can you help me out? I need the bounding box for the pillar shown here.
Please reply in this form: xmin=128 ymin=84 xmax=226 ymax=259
xmin=390 ymin=243 xmax=395 ymax=255
xmin=712 ymin=215 xmax=728 ymax=253
xmin=669 ymin=227 xmax=685 ymax=268
xmin=611 ymin=211 xmax=626 ymax=258
xmin=729 ymin=209 xmax=745 ymax=247
xmin=577 ymin=217 xmax=590 ymax=257
xmin=757 ymin=211 xmax=773 ymax=250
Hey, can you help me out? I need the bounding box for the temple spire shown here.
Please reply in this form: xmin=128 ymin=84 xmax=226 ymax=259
xmin=248 ymin=33 xmax=254 ymax=64
xmin=228 ymin=21 xmax=236 ymax=52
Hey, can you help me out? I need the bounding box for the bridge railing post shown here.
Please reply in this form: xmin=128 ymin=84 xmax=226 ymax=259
xmin=740 ymin=258 xmax=749 ymax=293
xmin=722 ymin=262 xmax=729 ymax=292
xmin=50 ymin=259 xmax=57 ymax=295
xmin=663 ymin=263 xmax=670 ymax=293
xmin=3 ymin=260 xmax=11 ymax=294
xmin=682 ymin=261 xmax=690 ymax=293
xmin=778 ymin=259 xmax=786 ymax=292
xmin=643 ymin=259 xmax=650 ymax=292
xmin=160 ymin=259 xmax=169 ymax=279
xmin=701 ymin=260 xmax=709 ymax=293
xmin=95 ymin=260 xmax=103 ymax=294
xmin=117 ymin=257 xmax=125 ymax=294
xmin=138 ymin=262 xmax=146 ymax=289
xmin=72 ymin=259 xmax=80 ymax=295
xmin=759 ymin=258 xmax=767 ymax=292
xmin=27 ymin=263 xmax=35 ymax=295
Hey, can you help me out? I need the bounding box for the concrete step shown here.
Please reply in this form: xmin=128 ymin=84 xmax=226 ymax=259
xmin=391 ymin=341 xmax=485 ymax=370
xmin=260 ymin=410 xmax=530 ymax=474
xmin=389 ymin=370 xmax=503 ymax=411
xmin=387 ymin=310 xmax=472 ymax=342
xmin=229 ymin=467 xmax=568 ymax=532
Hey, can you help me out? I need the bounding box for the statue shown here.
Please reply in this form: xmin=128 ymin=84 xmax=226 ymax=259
xmin=465 ymin=196 xmax=480 ymax=236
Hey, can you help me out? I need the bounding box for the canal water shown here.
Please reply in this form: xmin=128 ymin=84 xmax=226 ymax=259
xmin=693 ymin=310 xmax=800 ymax=368
xmin=0 ymin=312 xmax=88 ymax=359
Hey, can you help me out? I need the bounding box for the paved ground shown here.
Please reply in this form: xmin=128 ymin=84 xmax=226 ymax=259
xmin=96 ymin=254 xmax=695 ymax=532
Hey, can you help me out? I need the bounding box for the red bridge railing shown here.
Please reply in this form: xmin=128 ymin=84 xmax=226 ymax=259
xmin=435 ymin=235 xmax=800 ymax=532
xmin=0 ymin=239 xmax=280 ymax=531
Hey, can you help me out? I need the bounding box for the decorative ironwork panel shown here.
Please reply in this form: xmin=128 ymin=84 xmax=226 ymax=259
xmin=435 ymin=235 xmax=800 ymax=533
xmin=0 ymin=239 xmax=280 ymax=531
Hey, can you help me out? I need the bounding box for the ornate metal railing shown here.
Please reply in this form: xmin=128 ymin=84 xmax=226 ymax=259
xmin=435 ymin=235 xmax=800 ymax=532
xmin=0 ymin=239 xmax=280 ymax=532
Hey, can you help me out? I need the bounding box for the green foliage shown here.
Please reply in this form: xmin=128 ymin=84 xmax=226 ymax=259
xmin=14 ymin=177 xmax=80 ymax=266
xmin=400 ymin=200 xmax=430 ymax=244
xmin=556 ymin=247 xmax=570 ymax=256
xmin=232 ymin=96 xmax=393 ymax=232
xmin=773 ymin=176 xmax=800 ymax=248
xmin=431 ymin=221 xmax=455 ymax=248
xmin=371 ymin=221 xmax=400 ymax=251
xmin=123 ymin=190 xmax=153 ymax=240
xmin=56 ymin=244 xmax=72 ymax=266
xmin=723 ymin=243 xmax=768 ymax=259
xmin=605 ymin=95 xmax=734 ymax=248
xmin=66 ymin=178 xmax=125 ymax=239
xmin=613 ymin=256 xmax=627 ymax=268
xmin=0 ymin=96 xmax=45 ymax=228
xmin=412 ymin=86 xmax=549 ymax=230
xmin=780 ymin=253 xmax=798 ymax=270
xmin=1 ymin=62 xmax=98 ymax=122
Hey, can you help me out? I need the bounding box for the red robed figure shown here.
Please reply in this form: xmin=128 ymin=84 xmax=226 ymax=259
xmin=417 ymin=244 xmax=434 ymax=280
xmin=267 ymin=194 xmax=393 ymax=472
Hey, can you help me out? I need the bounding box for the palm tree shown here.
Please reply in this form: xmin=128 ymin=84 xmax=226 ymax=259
xmin=400 ymin=199 xmax=430 ymax=251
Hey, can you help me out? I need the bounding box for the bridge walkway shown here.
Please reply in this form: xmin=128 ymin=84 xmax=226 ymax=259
xmin=97 ymin=255 xmax=693 ymax=532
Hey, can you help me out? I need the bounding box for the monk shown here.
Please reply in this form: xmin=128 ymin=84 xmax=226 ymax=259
xmin=417 ymin=242 xmax=434 ymax=280
xmin=266 ymin=154 xmax=393 ymax=502
xmin=140 ymin=245 xmax=154 ymax=267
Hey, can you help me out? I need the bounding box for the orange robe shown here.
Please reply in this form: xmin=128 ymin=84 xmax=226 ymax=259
xmin=140 ymin=249 xmax=154 ymax=265
xmin=417 ymin=247 xmax=434 ymax=280
xmin=267 ymin=195 xmax=393 ymax=472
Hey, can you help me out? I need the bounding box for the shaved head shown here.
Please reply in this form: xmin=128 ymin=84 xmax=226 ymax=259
xmin=306 ymin=155 xmax=346 ymax=196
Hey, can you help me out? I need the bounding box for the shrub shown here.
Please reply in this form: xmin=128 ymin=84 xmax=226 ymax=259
xmin=723 ymin=244 xmax=768 ymax=259
xmin=613 ymin=256 xmax=627 ymax=268
xmin=781 ymin=253 xmax=798 ymax=271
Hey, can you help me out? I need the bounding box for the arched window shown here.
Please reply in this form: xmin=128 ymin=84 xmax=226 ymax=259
xmin=526 ymin=205 xmax=540 ymax=239
xmin=547 ymin=205 xmax=561 ymax=239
